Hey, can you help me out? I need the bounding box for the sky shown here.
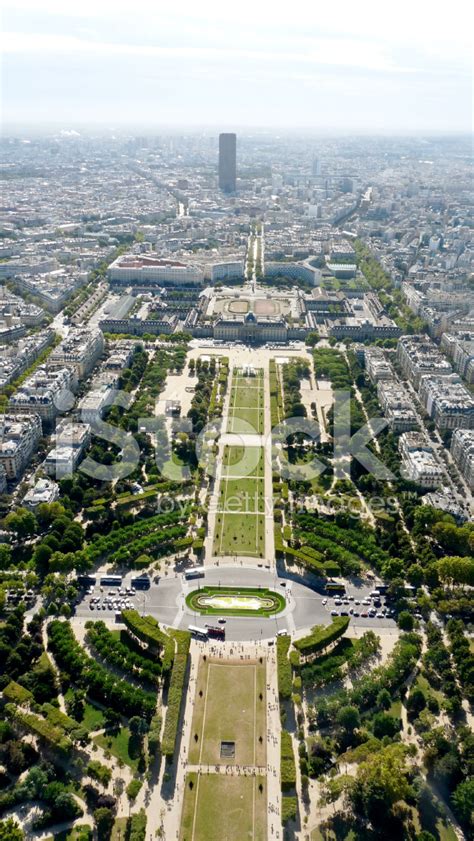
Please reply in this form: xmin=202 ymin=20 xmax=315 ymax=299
xmin=1 ymin=0 xmax=473 ymax=134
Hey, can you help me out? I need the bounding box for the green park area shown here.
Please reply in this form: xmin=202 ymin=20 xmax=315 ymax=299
xmin=188 ymin=658 xmax=267 ymax=767
xmin=179 ymin=772 xmax=267 ymax=841
xmin=227 ymin=369 xmax=265 ymax=434
xmin=186 ymin=585 xmax=285 ymax=617
xmin=213 ymin=444 xmax=266 ymax=557
xmin=222 ymin=444 xmax=265 ymax=478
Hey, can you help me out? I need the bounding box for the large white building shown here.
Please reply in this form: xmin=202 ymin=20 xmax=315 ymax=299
xmin=43 ymin=420 xmax=91 ymax=479
xmin=399 ymin=431 xmax=445 ymax=488
xmin=108 ymin=255 xmax=204 ymax=288
xmin=0 ymin=414 xmax=42 ymax=480
xmin=23 ymin=478 xmax=60 ymax=511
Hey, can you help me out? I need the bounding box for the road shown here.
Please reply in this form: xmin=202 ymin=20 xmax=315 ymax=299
xmin=73 ymin=566 xmax=397 ymax=642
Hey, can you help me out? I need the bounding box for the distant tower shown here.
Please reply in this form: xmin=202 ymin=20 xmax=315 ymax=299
xmin=219 ymin=133 xmax=237 ymax=193
xmin=312 ymin=156 xmax=321 ymax=177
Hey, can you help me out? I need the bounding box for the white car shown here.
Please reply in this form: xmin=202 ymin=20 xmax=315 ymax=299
xmin=331 ymin=609 xmax=339 ymax=616
xmin=322 ymin=598 xmax=327 ymax=605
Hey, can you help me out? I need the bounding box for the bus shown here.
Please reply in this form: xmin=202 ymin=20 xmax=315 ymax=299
xmin=131 ymin=575 xmax=151 ymax=591
xmin=184 ymin=567 xmax=205 ymax=581
xmin=205 ymin=625 xmax=225 ymax=640
xmin=100 ymin=575 xmax=122 ymax=587
xmin=324 ymin=582 xmax=346 ymax=596
xmin=77 ymin=575 xmax=96 ymax=588
xmin=188 ymin=624 xmax=208 ymax=641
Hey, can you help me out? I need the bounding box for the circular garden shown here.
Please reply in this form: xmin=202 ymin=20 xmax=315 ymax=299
xmin=185 ymin=586 xmax=286 ymax=617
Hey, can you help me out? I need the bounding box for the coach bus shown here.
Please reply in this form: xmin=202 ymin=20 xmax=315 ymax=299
xmin=324 ymin=582 xmax=346 ymax=596
xmin=184 ymin=567 xmax=205 ymax=581
xmin=100 ymin=575 xmax=122 ymax=587
xmin=188 ymin=624 xmax=208 ymax=641
xmin=131 ymin=575 xmax=151 ymax=591
xmin=77 ymin=575 xmax=96 ymax=589
xmin=205 ymin=625 xmax=225 ymax=641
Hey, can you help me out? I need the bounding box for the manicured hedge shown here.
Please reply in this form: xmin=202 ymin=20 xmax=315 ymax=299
xmin=294 ymin=616 xmax=350 ymax=657
xmin=277 ymin=636 xmax=292 ymax=700
xmin=7 ymin=705 xmax=72 ymax=756
xmin=161 ymin=631 xmax=190 ymax=758
xmin=281 ymin=795 xmax=297 ymax=825
xmin=122 ymin=610 xmax=174 ymax=673
xmin=40 ymin=703 xmax=87 ymax=741
xmin=2 ymin=680 xmax=33 ymax=705
xmin=280 ymin=729 xmax=296 ymax=791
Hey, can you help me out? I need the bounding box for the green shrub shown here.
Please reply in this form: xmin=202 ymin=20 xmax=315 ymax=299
xmin=161 ymin=631 xmax=190 ymax=758
xmin=281 ymin=795 xmax=297 ymax=825
xmin=122 ymin=610 xmax=174 ymax=673
xmin=276 ymin=636 xmax=292 ymax=699
xmin=280 ymin=730 xmax=296 ymax=791
xmin=294 ymin=616 xmax=350 ymax=657
xmin=2 ymin=681 xmax=33 ymax=706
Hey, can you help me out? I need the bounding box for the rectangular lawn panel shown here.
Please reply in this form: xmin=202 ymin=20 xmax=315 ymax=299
xmin=213 ymin=512 xmax=265 ymax=557
xmin=180 ymin=772 xmax=267 ymax=841
xmin=223 ymin=445 xmax=265 ymax=479
xmin=232 ymin=383 xmax=263 ymax=410
xmin=228 ymin=406 xmax=264 ymax=434
xmin=218 ymin=477 xmax=265 ymax=514
xmin=189 ymin=659 xmax=266 ymax=767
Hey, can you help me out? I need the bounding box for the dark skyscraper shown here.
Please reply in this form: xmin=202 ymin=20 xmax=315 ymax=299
xmin=218 ymin=133 xmax=236 ymax=193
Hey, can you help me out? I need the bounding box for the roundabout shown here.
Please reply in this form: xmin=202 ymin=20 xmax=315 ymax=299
xmin=185 ymin=585 xmax=285 ymax=617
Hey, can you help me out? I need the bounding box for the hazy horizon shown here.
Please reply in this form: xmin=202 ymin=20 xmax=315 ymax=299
xmin=1 ymin=0 xmax=473 ymax=134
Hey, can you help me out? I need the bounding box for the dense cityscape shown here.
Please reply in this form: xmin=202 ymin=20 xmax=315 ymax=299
xmin=0 ymin=127 xmax=472 ymax=841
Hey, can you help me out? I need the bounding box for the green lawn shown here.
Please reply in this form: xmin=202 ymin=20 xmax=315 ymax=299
xmin=179 ymin=772 xmax=267 ymax=841
xmin=44 ymin=827 xmax=92 ymax=841
xmin=232 ymin=377 xmax=264 ymax=409
xmin=218 ymin=476 xmax=265 ymax=513
xmin=111 ymin=818 xmax=128 ymax=841
xmin=94 ymin=726 xmax=141 ymax=771
xmin=213 ymin=511 xmax=265 ymax=557
xmin=64 ymin=689 xmax=105 ymax=731
xmin=188 ymin=658 xmax=266 ymax=767
xmin=222 ymin=445 xmax=265 ymax=479
xmin=227 ymin=370 xmax=265 ymax=434
xmin=228 ymin=406 xmax=264 ymax=434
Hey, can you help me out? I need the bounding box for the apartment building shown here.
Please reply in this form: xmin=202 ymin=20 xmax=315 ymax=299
xmin=49 ymin=328 xmax=105 ymax=384
xmin=399 ymin=431 xmax=445 ymax=488
xmin=450 ymin=429 xmax=474 ymax=490
xmin=418 ymin=374 xmax=474 ymax=431
xmin=365 ymin=348 xmax=394 ymax=385
xmin=397 ymin=335 xmax=452 ymax=388
xmin=440 ymin=332 xmax=474 ymax=384
xmin=0 ymin=414 xmax=42 ymax=480
xmin=9 ymin=367 xmax=74 ymax=431
xmin=377 ymin=381 xmax=418 ymax=433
